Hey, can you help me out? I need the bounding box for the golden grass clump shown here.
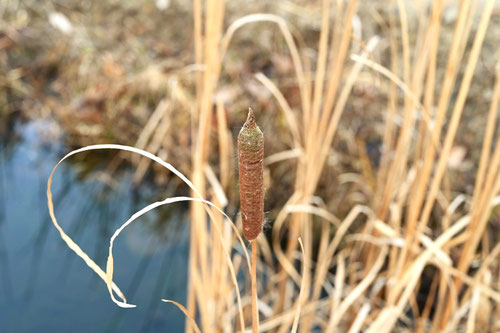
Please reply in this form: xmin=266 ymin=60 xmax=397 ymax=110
xmin=42 ymin=0 xmax=500 ymax=332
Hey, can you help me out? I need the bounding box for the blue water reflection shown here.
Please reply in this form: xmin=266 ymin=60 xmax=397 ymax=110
xmin=0 ymin=119 xmax=189 ymax=332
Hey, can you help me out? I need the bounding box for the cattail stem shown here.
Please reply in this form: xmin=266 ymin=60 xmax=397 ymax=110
xmin=238 ymin=108 xmax=264 ymax=333
xmin=251 ymin=241 xmax=259 ymax=333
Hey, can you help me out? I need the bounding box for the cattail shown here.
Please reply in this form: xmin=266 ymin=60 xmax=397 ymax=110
xmin=238 ymin=108 xmax=264 ymax=241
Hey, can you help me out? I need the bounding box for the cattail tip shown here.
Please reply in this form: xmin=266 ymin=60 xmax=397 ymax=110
xmin=245 ymin=108 xmax=256 ymax=128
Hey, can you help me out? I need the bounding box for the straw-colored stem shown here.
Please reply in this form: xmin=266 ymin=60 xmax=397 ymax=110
xmin=251 ymin=241 xmax=259 ymax=333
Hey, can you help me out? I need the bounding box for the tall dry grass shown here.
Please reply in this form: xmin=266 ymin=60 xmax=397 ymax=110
xmin=47 ymin=0 xmax=500 ymax=332
xmin=184 ymin=0 xmax=500 ymax=331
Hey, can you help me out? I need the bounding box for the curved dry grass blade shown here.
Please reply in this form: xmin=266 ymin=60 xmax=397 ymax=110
xmin=47 ymin=151 xmax=130 ymax=305
xmin=254 ymin=73 xmax=301 ymax=148
xmin=264 ymin=149 xmax=302 ymax=166
xmin=106 ymin=196 xmax=231 ymax=307
xmin=326 ymin=246 xmax=388 ymax=330
xmin=240 ymin=300 xmax=329 ymax=333
xmin=291 ymin=237 xmax=306 ymax=333
xmin=428 ymin=262 xmax=500 ymax=303
xmin=204 ymin=164 xmax=228 ymax=208
xmin=105 ymin=199 xmax=248 ymax=327
xmin=162 ymin=299 xmax=202 ymax=333
xmin=49 ymin=144 xmax=203 ymax=197
xmin=104 ymin=196 xmax=247 ymax=325
xmin=273 ymin=203 xmax=373 ymax=289
xmin=221 ymin=14 xmax=309 ymax=115
xmin=271 ymin=193 xmax=304 ymax=285
xmin=284 ymin=204 xmax=340 ymax=227
xmin=349 ymin=53 xmax=437 ymax=150
xmin=48 ymin=145 xmax=251 ymax=327
xmin=366 ymin=215 xmax=472 ymax=333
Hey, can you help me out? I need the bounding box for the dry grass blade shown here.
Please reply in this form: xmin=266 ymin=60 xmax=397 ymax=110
xmin=347 ymin=303 xmax=371 ymax=333
xmin=162 ymin=300 xmax=203 ymax=333
xmin=326 ymin=246 xmax=388 ymax=331
xmin=48 ymin=144 xmax=250 ymax=329
xmin=134 ymin=99 xmax=169 ymax=159
xmin=366 ymin=214 xmax=472 ymax=333
xmin=47 ymin=180 xmax=129 ymax=305
xmin=284 ymin=204 xmax=340 ymax=227
xmin=204 ymin=164 xmax=228 ymax=208
xmin=272 ymin=193 xmax=303 ymax=285
xmin=105 ymin=196 xmax=243 ymax=309
xmin=471 ymin=62 xmax=500 ymax=209
xmin=264 ymin=149 xmax=302 ymax=166
xmin=312 ymin=36 xmax=379 ymax=189
xmin=349 ymin=54 xmax=435 ymax=146
xmin=291 ymin=238 xmax=306 ymax=333
xmin=46 ymin=143 xmax=198 ymax=307
xmin=221 ymin=14 xmax=308 ymax=114
xmin=418 ymin=0 xmax=494 ymax=235
xmin=254 ymin=73 xmax=301 ymax=147
xmin=331 ymin=252 xmax=345 ymax=321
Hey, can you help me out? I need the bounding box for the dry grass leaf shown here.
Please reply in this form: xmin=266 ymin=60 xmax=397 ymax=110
xmin=47 ymin=144 xmax=250 ymax=329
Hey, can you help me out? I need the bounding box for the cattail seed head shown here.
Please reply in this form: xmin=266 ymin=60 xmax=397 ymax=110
xmin=238 ymin=108 xmax=264 ymax=241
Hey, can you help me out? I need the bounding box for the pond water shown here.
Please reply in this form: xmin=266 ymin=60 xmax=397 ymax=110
xmin=0 ymin=119 xmax=190 ymax=332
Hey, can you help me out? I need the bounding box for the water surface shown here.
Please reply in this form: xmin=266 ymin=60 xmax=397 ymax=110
xmin=0 ymin=119 xmax=190 ymax=332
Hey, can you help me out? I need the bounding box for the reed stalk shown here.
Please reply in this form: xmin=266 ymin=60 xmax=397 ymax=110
xmin=238 ymin=108 xmax=264 ymax=333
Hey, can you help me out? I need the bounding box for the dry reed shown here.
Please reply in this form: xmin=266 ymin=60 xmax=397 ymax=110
xmin=45 ymin=0 xmax=500 ymax=332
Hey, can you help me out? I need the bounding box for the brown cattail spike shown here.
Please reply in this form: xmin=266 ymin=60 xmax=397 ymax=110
xmin=238 ymin=108 xmax=264 ymax=241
